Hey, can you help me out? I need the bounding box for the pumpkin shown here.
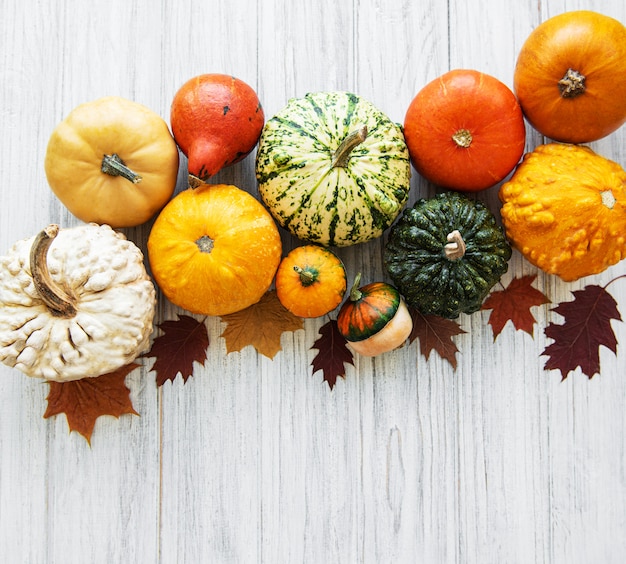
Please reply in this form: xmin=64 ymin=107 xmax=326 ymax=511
xmin=403 ymin=69 xmax=526 ymax=192
xmin=499 ymin=143 xmax=626 ymax=281
xmin=336 ymin=273 xmax=412 ymax=357
xmin=275 ymin=245 xmax=347 ymax=318
xmin=384 ymin=192 xmax=511 ymax=319
xmin=255 ymin=91 xmax=411 ymax=247
xmin=514 ymin=10 xmax=626 ymax=143
xmin=0 ymin=224 xmax=156 ymax=382
xmin=147 ymin=178 xmax=282 ymax=316
xmin=170 ymin=74 xmax=265 ymax=179
xmin=44 ymin=96 xmax=180 ymax=228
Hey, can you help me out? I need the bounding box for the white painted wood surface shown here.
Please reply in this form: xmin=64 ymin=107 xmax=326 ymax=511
xmin=0 ymin=0 xmax=625 ymax=562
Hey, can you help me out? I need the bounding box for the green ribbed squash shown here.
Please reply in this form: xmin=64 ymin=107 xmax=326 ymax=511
xmin=384 ymin=192 xmax=511 ymax=319
xmin=255 ymin=91 xmax=411 ymax=247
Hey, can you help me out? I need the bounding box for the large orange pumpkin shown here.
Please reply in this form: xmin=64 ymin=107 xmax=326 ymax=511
xmin=403 ymin=69 xmax=526 ymax=192
xmin=147 ymin=180 xmax=282 ymax=316
xmin=514 ymin=10 xmax=626 ymax=143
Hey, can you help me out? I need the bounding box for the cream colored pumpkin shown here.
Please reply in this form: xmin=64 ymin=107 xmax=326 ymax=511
xmin=0 ymin=223 xmax=156 ymax=381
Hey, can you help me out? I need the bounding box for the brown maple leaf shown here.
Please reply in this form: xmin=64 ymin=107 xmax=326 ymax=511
xmin=542 ymin=284 xmax=622 ymax=380
xmin=143 ymin=314 xmax=209 ymax=386
xmin=220 ymin=291 xmax=304 ymax=359
xmin=310 ymin=319 xmax=354 ymax=389
xmin=43 ymin=363 xmax=140 ymax=444
xmin=481 ymin=275 xmax=550 ymax=339
xmin=408 ymin=308 xmax=466 ymax=369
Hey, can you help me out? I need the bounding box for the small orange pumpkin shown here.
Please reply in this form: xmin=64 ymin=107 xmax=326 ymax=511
xmin=275 ymin=245 xmax=347 ymax=318
xmin=147 ymin=179 xmax=282 ymax=316
xmin=514 ymin=10 xmax=626 ymax=143
xmin=499 ymin=143 xmax=626 ymax=281
xmin=336 ymin=273 xmax=412 ymax=357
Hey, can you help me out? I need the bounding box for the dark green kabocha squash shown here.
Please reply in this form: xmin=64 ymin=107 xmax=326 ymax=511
xmin=383 ymin=191 xmax=511 ymax=319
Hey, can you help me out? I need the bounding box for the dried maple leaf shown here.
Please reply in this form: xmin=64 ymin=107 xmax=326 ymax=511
xmin=310 ymin=319 xmax=354 ymax=389
xmin=481 ymin=275 xmax=551 ymax=339
xmin=409 ymin=308 xmax=466 ymax=368
xmin=542 ymin=284 xmax=622 ymax=380
xmin=144 ymin=314 xmax=209 ymax=385
xmin=43 ymin=363 xmax=140 ymax=444
xmin=220 ymin=290 xmax=304 ymax=359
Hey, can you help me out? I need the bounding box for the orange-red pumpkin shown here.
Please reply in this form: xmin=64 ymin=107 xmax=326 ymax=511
xmin=403 ymin=69 xmax=526 ymax=192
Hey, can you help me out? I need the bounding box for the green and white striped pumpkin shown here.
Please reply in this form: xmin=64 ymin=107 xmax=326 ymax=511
xmin=255 ymin=91 xmax=411 ymax=247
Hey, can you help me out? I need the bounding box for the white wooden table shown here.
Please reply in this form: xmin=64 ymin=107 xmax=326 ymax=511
xmin=1 ymin=1 xmax=625 ymax=562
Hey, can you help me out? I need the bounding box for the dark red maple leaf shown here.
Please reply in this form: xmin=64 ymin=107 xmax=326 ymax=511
xmin=44 ymin=363 xmax=140 ymax=444
xmin=542 ymin=284 xmax=622 ymax=380
xmin=310 ymin=319 xmax=354 ymax=389
xmin=143 ymin=314 xmax=209 ymax=385
xmin=408 ymin=308 xmax=465 ymax=369
xmin=481 ymin=275 xmax=551 ymax=339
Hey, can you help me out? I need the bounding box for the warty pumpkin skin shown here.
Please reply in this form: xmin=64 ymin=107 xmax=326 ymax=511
xmin=275 ymin=245 xmax=347 ymax=318
xmin=336 ymin=274 xmax=412 ymax=357
xmin=514 ymin=10 xmax=626 ymax=143
xmin=44 ymin=96 xmax=180 ymax=228
xmin=0 ymin=224 xmax=156 ymax=382
xmin=499 ymin=143 xmax=626 ymax=281
xmin=147 ymin=181 xmax=282 ymax=316
xmin=256 ymin=91 xmax=411 ymax=247
xmin=384 ymin=192 xmax=511 ymax=319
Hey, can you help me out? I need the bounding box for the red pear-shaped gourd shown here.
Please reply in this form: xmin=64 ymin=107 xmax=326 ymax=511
xmin=170 ymin=74 xmax=264 ymax=179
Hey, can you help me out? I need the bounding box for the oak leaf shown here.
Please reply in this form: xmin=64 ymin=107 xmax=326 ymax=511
xmin=481 ymin=275 xmax=550 ymax=338
xmin=144 ymin=314 xmax=209 ymax=385
xmin=220 ymin=291 xmax=304 ymax=359
xmin=409 ymin=308 xmax=465 ymax=368
xmin=310 ymin=319 xmax=354 ymax=389
xmin=43 ymin=363 xmax=140 ymax=444
xmin=542 ymin=284 xmax=622 ymax=380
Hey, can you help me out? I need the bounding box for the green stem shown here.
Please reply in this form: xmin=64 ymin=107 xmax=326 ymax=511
xmin=101 ymin=153 xmax=142 ymax=183
xmin=331 ymin=126 xmax=368 ymax=168
xmin=293 ymin=265 xmax=316 ymax=287
xmin=30 ymin=225 xmax=77 ymax=318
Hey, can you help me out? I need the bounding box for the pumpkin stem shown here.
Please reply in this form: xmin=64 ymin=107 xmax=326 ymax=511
xmin=30 ymin=225 xmax=77 ymax=318
xmin=444 ymin=230 xmax=466 ymax=260
xmin=331 ymin=126 xmax=368 ymax=168
xmin=101 ymin=153 xmax=143 ymax=184
xmin=293 ymin=265 xmax=317 ymax=287
xmin=188 ymin=174 xmax=205 ymax=189
xmin=601 ymin=190 xmax=616 ymax=209
xmin=558 ymin=68 xmax=586 ymax=98
xmin=349 ymin=272 xmax=363 ymax=301
xmin=452 ymin=129 xmax=472 ymax=148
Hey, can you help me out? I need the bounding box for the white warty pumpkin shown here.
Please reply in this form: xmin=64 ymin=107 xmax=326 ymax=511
xmin=0 ymin=223 xmax=156 ymax=382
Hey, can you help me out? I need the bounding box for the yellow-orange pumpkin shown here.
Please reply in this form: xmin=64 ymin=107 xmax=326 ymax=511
xmin=499 ymin=143 xmax=626 ymax=281
xmin=147 ymin=179 xmax=282 ymax=315
xmin=275 ymin=245 xmax=347 ymax=318
xmin=514 ymin=10 xmax=626 ymax=143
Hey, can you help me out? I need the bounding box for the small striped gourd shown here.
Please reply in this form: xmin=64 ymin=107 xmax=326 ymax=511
xmin=255 ymin=91 xmax=411 ymax=247
xmin=336 ymin=273 xmax=412 ymax=357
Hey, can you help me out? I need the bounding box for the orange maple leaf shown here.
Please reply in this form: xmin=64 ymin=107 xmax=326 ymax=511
xmin=220 ymin=291 xmax=304 ymax=359
xmin=409 ymin=308 xmax=466 ymax=369
xmin=43 ymin=363 xmax=140 ymax=444
xmin=481 ymin=275 xmax=551 ymax=339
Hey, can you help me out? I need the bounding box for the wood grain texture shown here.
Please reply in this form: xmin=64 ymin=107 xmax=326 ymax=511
xmin=0 ymin=0 xmax=625 ymax=562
